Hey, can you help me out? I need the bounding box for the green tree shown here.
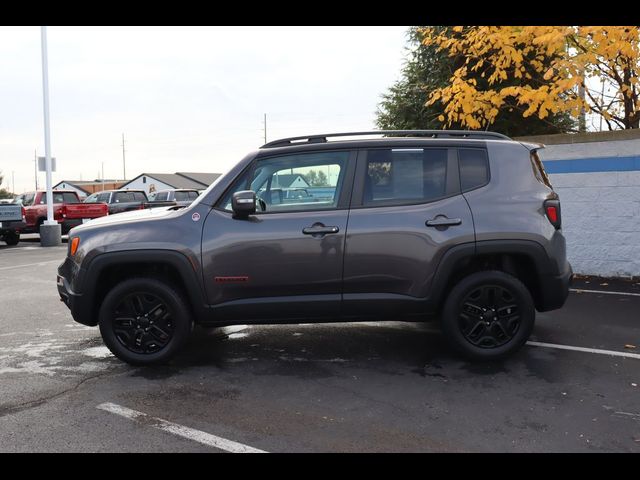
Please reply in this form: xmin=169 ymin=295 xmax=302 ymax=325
xmin=303 ymin=170 xmax=330 ymax=187
xmin=0 ymin=171 xmax=14 ymax=199
xmin=304 ymin=170 xmax=318 ymax=186
xmin=315 ymin=170 xmax=328 ymax=186
xmin=376 ymin=26 xmax=576 ymax=136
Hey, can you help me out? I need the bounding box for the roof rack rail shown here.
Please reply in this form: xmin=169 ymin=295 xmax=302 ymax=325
xmin=261 ymin=130 xmax=511 ymax=148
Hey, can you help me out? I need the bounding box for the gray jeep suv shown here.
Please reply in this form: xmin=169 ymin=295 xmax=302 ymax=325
xmin=57 ymin=130 xmax=572 ymax=365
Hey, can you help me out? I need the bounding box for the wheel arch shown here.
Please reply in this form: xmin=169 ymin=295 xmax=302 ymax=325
xmin=429 ymin=240 xmax=559 ymax=312
xmin=80 ymin=250 xmax=208 ymax=326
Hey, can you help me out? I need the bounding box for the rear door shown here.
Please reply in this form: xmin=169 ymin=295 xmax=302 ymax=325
xmin=342 ymin=146 xmax=475 ymax=318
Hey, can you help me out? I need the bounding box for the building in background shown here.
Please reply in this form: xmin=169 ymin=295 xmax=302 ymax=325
xmin=121 ymin=172 xmax=222 ymax=195
xmin=53 ymin=180 xmax=126 ymax=199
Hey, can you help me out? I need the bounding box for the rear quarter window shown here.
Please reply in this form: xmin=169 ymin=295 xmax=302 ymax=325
xmin=458 ymin=148 xmax=489 ymax=191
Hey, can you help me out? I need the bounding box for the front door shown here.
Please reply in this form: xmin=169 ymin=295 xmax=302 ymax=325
xmin=201 ymin=149 xmax=355 ymax=322
xmin=342 ymin=146 xmax=476 ymax=318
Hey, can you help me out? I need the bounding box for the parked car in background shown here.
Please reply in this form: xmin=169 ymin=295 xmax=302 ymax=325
xmin=148 ymin=189 xmax=200 ymax=207
xmin=0 ymin=203 xmax=26 ymax=245
xmin=84 ymin=189 xmax=149 ymax=215
xmin=13 ymin=190 xmax=108 ymax=235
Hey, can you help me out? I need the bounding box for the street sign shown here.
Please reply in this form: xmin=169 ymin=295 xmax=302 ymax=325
xmin=37 ymin=156 xmax=56 ymax=172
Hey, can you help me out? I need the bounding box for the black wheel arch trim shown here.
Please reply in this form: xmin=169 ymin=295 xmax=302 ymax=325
xmin=69 ymin=249 xmax=208 ymax=326
xmin=428 ymin=239 xmax=568 ymax=312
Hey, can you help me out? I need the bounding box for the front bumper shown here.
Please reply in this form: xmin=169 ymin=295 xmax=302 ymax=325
xmin=57 ymin=261 xmax=96 ymax=326
xmin=537 ymin=261 xmax=573 ymax=312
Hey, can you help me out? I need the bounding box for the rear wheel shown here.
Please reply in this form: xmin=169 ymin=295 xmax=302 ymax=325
xmin=98 ymin=278 xmax=193 ymax=366
xmin=3 ymin=232 xmax=19 ymax=246
xmin=441 ymin=270 xmax=535 ymax=360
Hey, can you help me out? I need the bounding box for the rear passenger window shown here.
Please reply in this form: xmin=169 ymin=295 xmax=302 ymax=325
xmin=363 ymin=148 xmax=447 ymax=205
xmin=458 ymin=148 xmax=489 ymax=191
xmin=114 ymin=192 xmax=134 ymax=203
xmin=133 ymin=192 xmax=147 ymax=202
xmin=174 ymin=191 xmax=188 ymax=201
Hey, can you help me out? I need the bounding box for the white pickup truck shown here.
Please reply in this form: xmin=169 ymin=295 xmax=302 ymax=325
xmin=0 ymin=204 xmax=26 ymax=245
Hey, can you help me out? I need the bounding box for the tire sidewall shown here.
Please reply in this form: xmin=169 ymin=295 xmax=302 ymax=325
xmin=99 ymin=278 xmax=192 ymax=366
xmin=441 ymin=271 xmax=535 ymax=360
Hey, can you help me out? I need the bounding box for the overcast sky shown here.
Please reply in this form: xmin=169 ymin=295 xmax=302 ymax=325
xmin=0 ymin=26 xmax=409 ymax=193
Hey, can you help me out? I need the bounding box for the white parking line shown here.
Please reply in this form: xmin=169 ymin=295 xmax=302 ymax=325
xmin=570 ymin=288 xmax=640 ymax=297
xmin=96 ymin=402 xmax=267 ymax=453
xmin=0 ymin=260 xmax=60 ymax=271
xmin=527 ymin=341 xmax=640 ymax=360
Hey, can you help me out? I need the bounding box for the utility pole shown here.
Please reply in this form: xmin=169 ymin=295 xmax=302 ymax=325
xmin=34 ymin=149 xmax=38 ymax=190
xmin=599 ymin=78 xmax=605 ymax=131
xmin=121 ymin=133 xmax=126 ymax=180
xmin=11 ymin=171 xmax=15 ymax=195
xmin=39 ymin=25 xmax=60 ymax=246
xmin=263 ymin=113 xmax=267 ymax=144
xmin=578 ymin=75 xmax=587 ymax=133
xmin=102 ymin=162 xmax=105 ymax=191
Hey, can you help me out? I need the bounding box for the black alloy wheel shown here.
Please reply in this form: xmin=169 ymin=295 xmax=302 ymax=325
xmin=99 ymin=278 xmax=192 ymax=365
xmin=441 ymin=270 xmax=535 ymax=360
xmin=458 ymin=285 xmax=520 ymax=348
xmin=112 ymin=292 xmax=174 ymax=354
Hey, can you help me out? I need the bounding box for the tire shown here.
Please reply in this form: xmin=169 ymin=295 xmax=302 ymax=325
xmin=98 ymin=277 xmax=193 ymax=366
xmin=440 ymin=270 xmax=535 ymax=361
xmin=4 ymin=232 xmax=19 ymax=246
xmin=36 ymin=218 xmax=45 ymax=235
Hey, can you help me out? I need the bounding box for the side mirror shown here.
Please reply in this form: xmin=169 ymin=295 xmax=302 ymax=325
xmin=231 ymin=190 xmax=256 ymax=218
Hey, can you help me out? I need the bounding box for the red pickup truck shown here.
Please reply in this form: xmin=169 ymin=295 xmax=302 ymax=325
xmin=13 ymin=190 xmax=109 ymax=234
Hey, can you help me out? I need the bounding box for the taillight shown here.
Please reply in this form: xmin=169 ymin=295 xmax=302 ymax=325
xmin=21 ymin=207 xmax=26 ymax=221
xmin=544 ymin=200 xmax=561 ymax=229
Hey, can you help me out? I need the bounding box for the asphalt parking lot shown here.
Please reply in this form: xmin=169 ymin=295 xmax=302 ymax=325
xmin=0 ymin=236 xmax=639 ymax=452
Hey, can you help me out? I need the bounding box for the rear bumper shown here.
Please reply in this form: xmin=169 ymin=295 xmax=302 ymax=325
xmin=0 ymin=220 xmax=26 ymax=233
xmin=537 ymin=261 xmax=573 ymax=312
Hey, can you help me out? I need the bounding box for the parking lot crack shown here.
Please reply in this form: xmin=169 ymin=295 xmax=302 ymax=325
xmin=0 ymin=370 xmax=121 ymax=419
xmin=311 ymin=378 xmax=416 ymax=418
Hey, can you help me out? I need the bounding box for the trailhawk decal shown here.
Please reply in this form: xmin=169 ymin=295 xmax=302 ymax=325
xmin=215 ymin=276 xmax=249 ymax=283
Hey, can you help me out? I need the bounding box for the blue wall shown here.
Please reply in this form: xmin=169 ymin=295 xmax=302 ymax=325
xmin=543 ymin=156 xmax=640 ymax=174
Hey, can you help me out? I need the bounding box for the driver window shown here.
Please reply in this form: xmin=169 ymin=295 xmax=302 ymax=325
xmin=219 ymin=151 xmax=350 ymax=213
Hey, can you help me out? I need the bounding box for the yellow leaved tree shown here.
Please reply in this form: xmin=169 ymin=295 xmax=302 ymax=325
xmin=421 ymin=26 xmax=640 ymax=130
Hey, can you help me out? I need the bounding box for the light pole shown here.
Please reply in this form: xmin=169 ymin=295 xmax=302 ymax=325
xmin=39 ymin=25 xmax=61 ymax=246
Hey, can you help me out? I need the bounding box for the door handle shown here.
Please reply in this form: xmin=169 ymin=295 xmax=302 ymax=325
xmin=302 ymin=225 xmax=340 ymax=235
xmin=426 ymin=216 xmax=462 ymax=227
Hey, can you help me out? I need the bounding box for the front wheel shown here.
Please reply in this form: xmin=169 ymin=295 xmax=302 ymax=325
xmin=440 ymin=270 xmax=535 ymax=361
xmin=98 ymin=278 xmax=193 ymax=366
